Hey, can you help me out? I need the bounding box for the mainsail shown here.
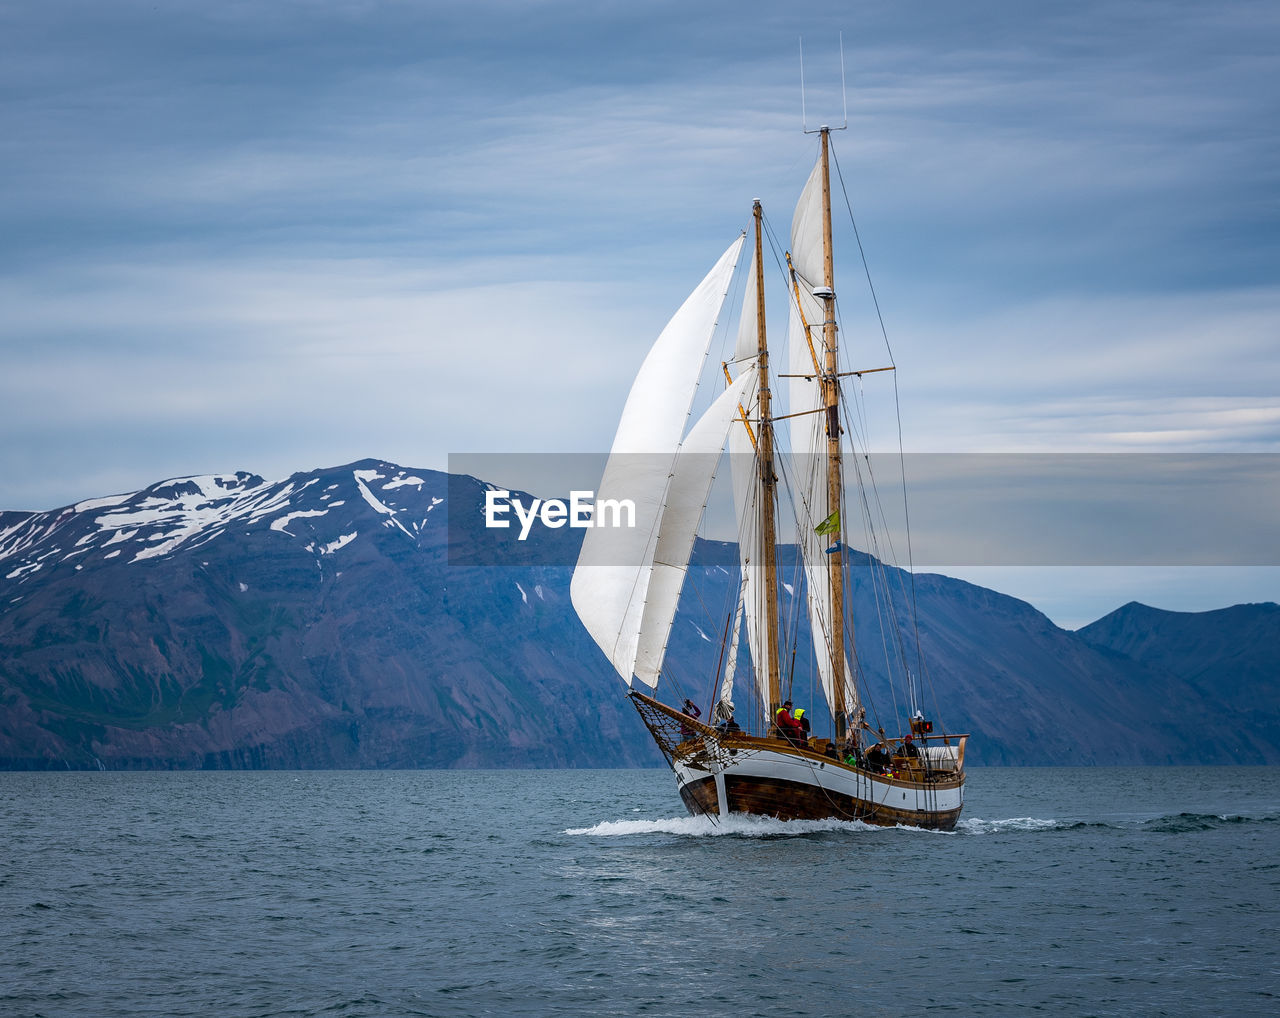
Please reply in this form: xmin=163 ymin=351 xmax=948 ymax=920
xmin=787 ymin=158 xmax=860 ymax=725
xmin=571 ymin=236 xmax=745 ymax=685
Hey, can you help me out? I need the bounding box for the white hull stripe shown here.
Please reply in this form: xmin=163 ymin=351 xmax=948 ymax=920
xmin=673 ymin=747 xmax=964 ymax=814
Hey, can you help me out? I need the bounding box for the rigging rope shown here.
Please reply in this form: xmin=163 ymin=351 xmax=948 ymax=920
xmin=829 ymin=143 xmax=945 ymax=735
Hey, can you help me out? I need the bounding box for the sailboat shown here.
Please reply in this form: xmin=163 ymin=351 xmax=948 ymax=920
xmin=571 ymin=127 xmax=967 ymax=829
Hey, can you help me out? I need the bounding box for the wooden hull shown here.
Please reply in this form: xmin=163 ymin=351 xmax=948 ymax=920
xmin=670 ymin=738 xmax=964 ymax=831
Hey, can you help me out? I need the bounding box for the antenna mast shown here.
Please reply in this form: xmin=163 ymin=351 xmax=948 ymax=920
xmin=800 ymin=33 xmax=849 ymax=135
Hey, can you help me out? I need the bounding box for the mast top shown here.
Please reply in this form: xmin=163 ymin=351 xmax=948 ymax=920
xmin=800 ymin=34 xmax=848 ymax=134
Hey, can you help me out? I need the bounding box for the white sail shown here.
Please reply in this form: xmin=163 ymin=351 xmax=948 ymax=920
xmin=791 ymin=158 xmax=826 ymax=289
xmin=632 ymin=366 xmax=757 ymax=687
xmin=786 ymin=159 xmax=856 ymax=720
xmin=572 ymin=236 xmax=746 ymax=683
xmin=719 ymin=573 xmax=746 ymax=711
xmin=728 ymin=247 xmax=774 ymax=710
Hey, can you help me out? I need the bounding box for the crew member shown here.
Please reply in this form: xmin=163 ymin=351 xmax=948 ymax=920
xmin=793 ymin=707 xmax=811 ymax=744
xmin=679 ymin=698 xmax=701 ymax=740
xmin=900 ymin=733 xmax=920 ymax=758
xmin=774 ymin=701 xmax=804 ymax=746
xmin=714 ymin=699 xmax=740 ymax=734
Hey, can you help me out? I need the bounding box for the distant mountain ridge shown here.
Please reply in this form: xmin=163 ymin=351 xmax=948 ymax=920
xmin=1078 ymin=601 xmax=1280 ymax=760
xmin=1 ymin=459 xmax=1276 ymax=769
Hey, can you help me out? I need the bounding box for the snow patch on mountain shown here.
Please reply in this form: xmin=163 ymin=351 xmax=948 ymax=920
xmin=353 ymin=469 xmax=413 ymax=539
xmin=111 ymin=475 xmax=303 ymax=564
xmin=271 ymin=510 xmax=329 ymax=535
xmin=74 ymin=494 xmax=129 ymax=513
xmin=322 ymin=532 xmax=357 ymax=555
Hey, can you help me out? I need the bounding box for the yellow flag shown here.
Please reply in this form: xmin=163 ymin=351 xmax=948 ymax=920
xmin=814 ymin=510 xmax=840 ymax=536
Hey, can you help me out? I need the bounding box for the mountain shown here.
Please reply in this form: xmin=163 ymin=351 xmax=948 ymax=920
xmin=0 ymin=461 xmax=657 ymax=769
xmin=1078 ymin=601 xmax=1280 ymax=761
xmin=1 ymin=460 xmax=1276 ymax=768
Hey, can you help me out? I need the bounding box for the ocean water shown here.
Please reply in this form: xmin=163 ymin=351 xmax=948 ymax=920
xmin=1 ymin=767 xmax=1276 ymax=1017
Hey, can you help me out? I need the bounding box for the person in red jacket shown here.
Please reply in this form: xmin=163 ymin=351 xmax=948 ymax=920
xmin=774 ymin=700 xmax=805 ymax=746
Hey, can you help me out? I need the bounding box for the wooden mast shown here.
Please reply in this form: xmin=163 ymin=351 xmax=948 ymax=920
xmin=818 ymin=127 xmax=849 ymax=739
xmin=752 ymin=201 xmax=784 ymax=715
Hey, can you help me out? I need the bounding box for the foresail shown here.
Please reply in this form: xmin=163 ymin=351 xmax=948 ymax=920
xmin=728 ymin=246 xmax=774 ymax=710
xmin=632 ymin=366 xmax=757 ymax=687
xmin=571 ymin=236 xmax=746 ymax=683
xmin=719 ymin=574 xmax=746 ymax=712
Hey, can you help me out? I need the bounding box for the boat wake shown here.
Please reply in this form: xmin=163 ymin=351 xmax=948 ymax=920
xmin=958 ymin=812 xmax=1280 ymax=835
xmin=958 ymin=817 xmax=1065 ymax=835
xmin=565 ymin=814 xmax=881 ymax=838
xmin=568 ymin=811 xmax=1280 ymax=839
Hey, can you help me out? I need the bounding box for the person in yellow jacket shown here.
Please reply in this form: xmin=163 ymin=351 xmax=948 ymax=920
xmin=792 ymin=707 xmax=811 ymax=743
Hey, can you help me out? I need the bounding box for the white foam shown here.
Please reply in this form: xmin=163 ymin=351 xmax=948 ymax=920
xmin=957 ymin=816 xmax=1063 ymax=835
xmin=565 ymin=814 xmax=878 ymax=838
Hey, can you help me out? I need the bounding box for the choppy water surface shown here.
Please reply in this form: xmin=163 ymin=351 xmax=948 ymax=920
xmin=2 ymin=767 xmax=1277 ymax=1017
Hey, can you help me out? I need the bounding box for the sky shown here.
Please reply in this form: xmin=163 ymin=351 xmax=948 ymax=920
xmin=2 ymin=0 xmax=1277 ymax=626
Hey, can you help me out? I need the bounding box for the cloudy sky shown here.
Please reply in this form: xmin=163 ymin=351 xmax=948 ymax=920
xmin=3 ymin=0 xmax=1277 ymax=624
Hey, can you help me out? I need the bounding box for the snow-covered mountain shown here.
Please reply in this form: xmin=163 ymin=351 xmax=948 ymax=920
xmin=1 ymin=463 xmax=444 ymax=584
xmin=0 ymin=459 xmax=660 ymax=769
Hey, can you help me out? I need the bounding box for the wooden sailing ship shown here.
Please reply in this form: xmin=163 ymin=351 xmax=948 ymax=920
xmin=571 ymin=127 xmax=967 ymax=830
